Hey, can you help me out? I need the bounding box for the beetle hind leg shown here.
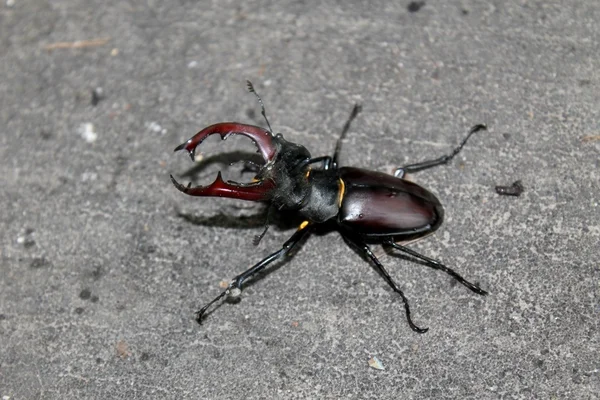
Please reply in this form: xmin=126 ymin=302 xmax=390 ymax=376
xmin=342 ymin=233 xmax=429 ymax=333
xmin=394 ymin=124 xmax=487 ymax=178
xmin=386 ymin=241 xmax=488 ymax=296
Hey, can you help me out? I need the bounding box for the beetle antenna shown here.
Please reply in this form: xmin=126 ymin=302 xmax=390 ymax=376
xmin=332 ymin=103 xmax=362 ymax=169
xmin=246 ymin=80 xmax=273 ymax=134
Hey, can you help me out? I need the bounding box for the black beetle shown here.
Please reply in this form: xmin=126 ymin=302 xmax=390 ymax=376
xmin=171 ymin=82 xmax=488 ymax=333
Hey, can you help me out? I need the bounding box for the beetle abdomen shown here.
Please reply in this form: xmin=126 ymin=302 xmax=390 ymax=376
xmin=338 ymin=167 xmax=444 ymax=238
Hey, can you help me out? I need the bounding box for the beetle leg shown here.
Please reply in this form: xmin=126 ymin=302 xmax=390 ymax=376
xmin=239 ymin=160 xmax=262 ymax=175
xmin=341 ymin=233 xmax=429 ymax=333
xmin=290 ymin=156 xmax=334 ymax=176
xmin=331 ymin=104 xmax=362 ymax=170
xmin=195 ymin=223 xmax=312 ymax=323
xmin=252 ymin=205 xmax=274 ymax=246
xmin=394 ymin=124 xmax=487 ymax=178
xmin=307 ymin=156 xmax=333 ymax=170
xmin=386 ymin=241 xmax=488 ymax=296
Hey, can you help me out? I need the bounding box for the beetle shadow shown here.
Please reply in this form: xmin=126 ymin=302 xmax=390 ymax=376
xmin=176 ymin=207 xmax=303 ymax=232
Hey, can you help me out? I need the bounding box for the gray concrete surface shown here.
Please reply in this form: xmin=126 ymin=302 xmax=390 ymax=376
xmin=1 ymin=1 xmax=599 ymax=399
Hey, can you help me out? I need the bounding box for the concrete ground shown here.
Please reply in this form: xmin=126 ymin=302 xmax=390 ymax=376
xmin=1 ymin=1 xmax=599 ymax=399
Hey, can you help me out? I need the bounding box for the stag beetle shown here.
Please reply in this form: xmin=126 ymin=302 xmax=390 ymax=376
xmin=171 ymin=82 xmax=488 ymax=333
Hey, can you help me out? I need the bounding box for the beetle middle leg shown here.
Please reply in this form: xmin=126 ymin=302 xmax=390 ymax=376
xmin=386 ymin=241 xmax=488 ymax=296
xmin=195 ymin=222 xmax=312 ymax=323
xmin=394 ymin=124 xmax=487 ymax=178
xmin=341 ymin=233 xmax=429 ymax=333
xmin=292 ymin=103 xmax=363 ymax=173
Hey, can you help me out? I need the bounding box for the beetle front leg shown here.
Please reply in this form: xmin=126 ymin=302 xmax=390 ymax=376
xmin=195 ymin=223 xmax=312 ymax=323
xmin=394 ymin=124 xmax=487 ymax=178
xmin=341 ymin=233 xmax=429 ymax=333
xmin=307 ymin=156 xmax=333 ymax=170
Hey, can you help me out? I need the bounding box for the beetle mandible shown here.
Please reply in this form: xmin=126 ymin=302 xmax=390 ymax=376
xmin=171 ymin=81 xmax=488 ymax=333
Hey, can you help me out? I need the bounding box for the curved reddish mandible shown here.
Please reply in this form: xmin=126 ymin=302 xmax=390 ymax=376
xmin=170 ymin=172 xmax=275 ymax=202
xmin=171 ymin=122 xmax=278 ymax=202
xmin=174 ymin=122 xmax=277 ymax=162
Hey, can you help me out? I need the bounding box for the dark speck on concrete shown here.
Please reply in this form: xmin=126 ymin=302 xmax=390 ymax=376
xmin=90 ymin=295 xmax=99 ymax=303
xmin=0 ymin=314 xmax=6 ymax=321
xmin=30 ymin=257 xmax=51 ymax=269
xmin=79 ymin=288 xmax=92 ymax=300
xmin=495 ymin=180 xmax=524 ymax=196
xmin=139 ymin=243 xmax=157 ymax=254
xmin=91 ymin=87 xmax=103 ymax=106
xmin=407 ymin=1 xmax=425 ymax=12
xmin=19 ymin=228 xmax=36 ymax=248
xmin=572 ymin=373 xmax=583 ymax=384
xmin=90 ymin=265 xmax=104 ymax=280
xmin=212 ymin=349 xmax=223 ymax=359
xmin=75 ymin=307 xmax=85 ymax=315
xmin=140 ymin=352 xmax=151 ymax=361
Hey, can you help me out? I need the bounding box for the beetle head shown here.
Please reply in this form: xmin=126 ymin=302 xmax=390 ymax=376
xmin=171 ymin=123 xmax=312 ymax=206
